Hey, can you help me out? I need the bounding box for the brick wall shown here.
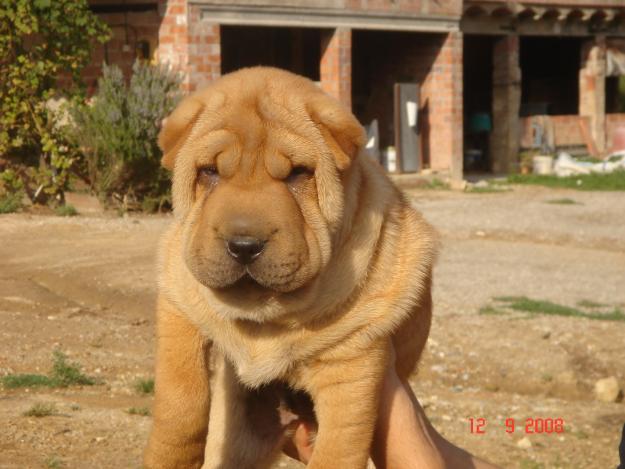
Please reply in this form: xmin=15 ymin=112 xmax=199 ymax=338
xmin=606 ymin=113 xmax=625 ymax=150
xmin=345 ymin=0 xmax=462 ymax=16
xmin=83 ymin=9 xmax=161 ymax=92
xmin=320 ymin=28 xmax=352 ymax=109
xmin=157 ymin=1 xmax=220 ymax=91
xmin=352 ymin=30 xmax=462 ymax=176
xmin=422 ymin=31 xmax=463 ymax=178
xmin=519 ymin=115 xmax=591 ymax=148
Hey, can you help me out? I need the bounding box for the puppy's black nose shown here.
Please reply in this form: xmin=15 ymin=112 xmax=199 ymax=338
xmin=227 ymin=236 xmax=265 ymax=264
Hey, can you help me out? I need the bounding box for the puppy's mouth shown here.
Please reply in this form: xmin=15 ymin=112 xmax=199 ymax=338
xmin=232 ymin=271 xmax=264 ymax=289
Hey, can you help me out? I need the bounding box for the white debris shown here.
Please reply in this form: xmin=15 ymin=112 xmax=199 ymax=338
xmin=554 ymin=152 xmax=625 ymax=177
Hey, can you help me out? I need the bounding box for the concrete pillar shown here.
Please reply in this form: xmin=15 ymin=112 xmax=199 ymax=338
xmin=490 ymin=35 xmax=521 ymax=174
xmin=579 ymin=36 xmax=606 ymax=153
xmin=320 ymin=27 xmax=352 ymax=109
xmin=157 ymin=0 xmax=221 ymax=92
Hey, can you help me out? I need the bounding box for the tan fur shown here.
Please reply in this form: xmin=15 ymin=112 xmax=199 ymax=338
xmin=144 ymin=67 xmax=438 ymax=469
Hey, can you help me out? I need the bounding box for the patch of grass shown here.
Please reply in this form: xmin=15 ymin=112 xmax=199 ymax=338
xmin=465 ymin=185 xmax=509 ymax=194
xmin=545 ymin=198 xmax=581 ymax=205
xmin=45 ymin=456 xmax=64 ymax=469
xmin=478 ymin=305 xmax=507 ymax=316
xmin=1 ymin=350 xmax=97 ymax=389
xmin=54 ymin=204 xmax=78 ymax=217
xmin=520 ymin=459 xmax=544 ymax=469
xmin=1 ymin=373 xmax=54 ymax=388
xmin=424 ymin=178 xmax=450 ymax=190
xmin=134 ymin=377 xmax=154 ymax=395
xmin=0 ymin=193 xmax=23 ymax=213
xmin=573 ymin=430 xmax=589 ymax=440
xmin=126 ymin=406 xmax=150 ymax=416
xmin=23 ymin=403 xmax=57 ymax=417
xmin=493 ymin=296 xmax=625 ymax=322
xmin=577 ymin=299 xmax=607 ymax=308
xmin=507 ymin=170 xmax=625 ymax=191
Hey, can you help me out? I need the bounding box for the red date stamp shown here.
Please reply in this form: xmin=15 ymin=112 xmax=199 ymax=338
xmin=469 ymin=417 xmax=565 ymax=434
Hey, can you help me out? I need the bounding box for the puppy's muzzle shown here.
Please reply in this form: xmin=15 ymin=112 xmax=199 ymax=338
xmin=227 ymin=236 xmax=265 ymax=265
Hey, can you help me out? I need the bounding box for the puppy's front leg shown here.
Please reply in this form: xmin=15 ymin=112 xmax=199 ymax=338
xmin=302 ymin=340 xmax=388 ymax=469
xmin=144 ymin=296 xmax=212 ymax=469
xmin=203 ymin=358 xmax=282 ymax=469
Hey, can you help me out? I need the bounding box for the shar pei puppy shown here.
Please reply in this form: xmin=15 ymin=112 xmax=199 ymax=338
xmin=144 ymin=66 xmax=437 ymax=469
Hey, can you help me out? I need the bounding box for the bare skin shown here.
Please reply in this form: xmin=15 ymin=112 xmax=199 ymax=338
xmin=286 ymin=351 xmax=501 ymax=469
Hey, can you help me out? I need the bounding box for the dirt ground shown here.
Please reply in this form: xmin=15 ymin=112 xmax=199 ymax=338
xmin=1 ymin=185 xmax=624 ymax=469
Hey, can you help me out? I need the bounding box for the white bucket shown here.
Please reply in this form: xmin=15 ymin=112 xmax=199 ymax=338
xmin=532 ymin=155 xmax=554 ymax=175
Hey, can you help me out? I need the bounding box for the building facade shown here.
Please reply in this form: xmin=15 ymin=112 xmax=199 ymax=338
xmin=86 ymin=0 xmax=625 ymax=179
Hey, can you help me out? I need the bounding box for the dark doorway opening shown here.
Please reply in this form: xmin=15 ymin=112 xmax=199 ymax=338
xmin=520 ymin=36 xmax=581 ymax=116
xmin=606 ymin=76 xmax=625 ymax=113
xmin=463 ymin=35 xmax=495 ymax=172
xmin=352 ymin=29 xmax=442 ymax=170
xmin=220 ymin=25 xmax=321 ymax=81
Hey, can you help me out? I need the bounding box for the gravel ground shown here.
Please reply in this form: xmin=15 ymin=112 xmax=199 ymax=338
xmin=0 ymin=185 xmax=623 ymax=469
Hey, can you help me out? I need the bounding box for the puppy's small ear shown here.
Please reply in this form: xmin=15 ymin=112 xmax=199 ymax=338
xmin=159 ymin=97 xmax=204 ymax=171
xmin=307 ymin=95 xmax=366 ymax=171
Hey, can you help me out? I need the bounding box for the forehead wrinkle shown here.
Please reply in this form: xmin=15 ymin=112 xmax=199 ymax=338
xmin=258 ymin=94 xmax=323 ymax=146
xmin=266 ymin=126 xmax=318 ymax=167
xmin=185 ymin=129 xmax=239 ymax=167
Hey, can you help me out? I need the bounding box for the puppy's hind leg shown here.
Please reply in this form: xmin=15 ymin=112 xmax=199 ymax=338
xmin=202 ymin=357 xmax=284 ymax=469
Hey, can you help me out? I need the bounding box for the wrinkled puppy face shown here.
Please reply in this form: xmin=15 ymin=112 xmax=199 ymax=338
xmin=160 ymin=67 xmax=364 ymax=320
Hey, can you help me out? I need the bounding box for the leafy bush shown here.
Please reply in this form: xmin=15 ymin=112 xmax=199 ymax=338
xmin=70 ymin=61 xmax=182 ymax=211
xmin=0 ymin=169 xmax=26 ymax=213
xmin=0 ymin=0 xmax=110 ymax=205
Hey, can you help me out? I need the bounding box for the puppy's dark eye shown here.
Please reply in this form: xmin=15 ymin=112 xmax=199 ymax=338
xmin=286 ymin=166 xmax=312 ymax=183
xmin=198 ymin=165 xmax=219 ymax=184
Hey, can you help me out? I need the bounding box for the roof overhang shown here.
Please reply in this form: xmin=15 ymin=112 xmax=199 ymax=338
xmin=462 ymin=1 xmax=625 ymax=36
xmin=196 ymin=4 xmax=460 ymax=33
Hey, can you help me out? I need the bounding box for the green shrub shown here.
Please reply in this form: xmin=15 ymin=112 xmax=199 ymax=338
xmin=126 ymin=406 xmax=151 ymax=416
xmin=0 ymin=0 xmax=110 ymax=205
xmin=23 ymin=403 xmax=57 ymax=417
xmin=54 ymin=204 xmax=78 ymax=217
xmin=0 ymin=169 xmax=25 ymax=213
xmin=134 ymin=377 xmax=155 ymax=395
xmin=70 ymin=61 xmax=182 ymax=211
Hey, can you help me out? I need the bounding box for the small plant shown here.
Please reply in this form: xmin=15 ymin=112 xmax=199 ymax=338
xmin=54 ymin=204 xmax=78 ymax=216
xmin=50 ymin=350 xmax=96 ymax=387
xmin=134 ymin=377 xmax=155 ymax=395
xmin=23 ymin=403 xmax=57 ymax=417
xmin=45 ymin=456 xmax=64 ymax=469
xmin=1 ymin=350 xmax=97 ymax=389
xmin=126 ymin=406 xmax=151 ymax=416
